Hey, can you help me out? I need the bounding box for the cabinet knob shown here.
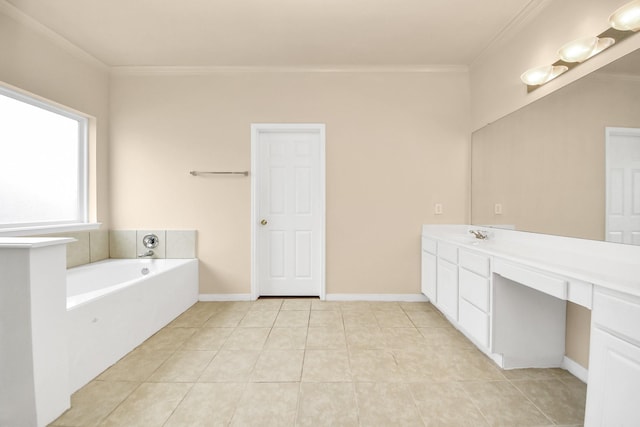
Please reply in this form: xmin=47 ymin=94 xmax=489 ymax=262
xmin=260 ymin=219 xmax=268 ymax=226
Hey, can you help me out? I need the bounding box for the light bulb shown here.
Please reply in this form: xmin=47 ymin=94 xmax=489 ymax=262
xmin=520 ymin=65 xmax=568 ymax=86
xmin=558 ymin=37 xmax=615 ymax=63
xmin=610 ymin=0 xmax=640 ymax=31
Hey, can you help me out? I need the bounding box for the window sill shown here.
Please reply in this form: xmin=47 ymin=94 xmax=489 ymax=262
xmin=0 ymin=223 xmax=102 ymax=237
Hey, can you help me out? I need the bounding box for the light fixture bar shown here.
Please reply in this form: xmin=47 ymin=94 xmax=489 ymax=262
xmin=525 ymin=27 xmax=635 ymax=93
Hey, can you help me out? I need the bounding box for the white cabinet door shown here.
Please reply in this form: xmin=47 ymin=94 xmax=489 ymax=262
xmin=459 ymin=298 xmax=489 ymax=349
xmin=421 ymin=251 xmax=437 ymax=301
xmin=436 ymin=258 xmax=458 ymax=321
xmin=585 ymin=327 xmax=640 ymax=427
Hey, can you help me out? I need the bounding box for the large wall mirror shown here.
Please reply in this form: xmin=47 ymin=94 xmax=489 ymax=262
xmin=471 ymin=47 xmax=640 ymax=244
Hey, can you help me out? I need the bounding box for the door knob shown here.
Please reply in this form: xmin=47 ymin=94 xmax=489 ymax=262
xmin=260 ymin=219 xmax=268 ymax=225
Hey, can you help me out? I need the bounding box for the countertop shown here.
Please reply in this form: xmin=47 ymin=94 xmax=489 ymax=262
xmin=0 ymin=237 xmax=75 ymax=248
xmin=422 ymin=225 xmax=640 ymax=299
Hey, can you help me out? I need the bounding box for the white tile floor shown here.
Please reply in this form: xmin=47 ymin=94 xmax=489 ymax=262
xmin=51 ymin=299 xmax=586 ymax=426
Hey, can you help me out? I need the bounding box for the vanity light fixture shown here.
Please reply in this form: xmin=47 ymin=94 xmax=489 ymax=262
xmin=558 ymin=36 xmax=615 ymax=63
xmin=520 ymin=65 xmax=568 ymax=86
xmin=610 ymin=0 xmax=640 ymax=32
xmin=522 ymin=0 xmax=640 ymax=92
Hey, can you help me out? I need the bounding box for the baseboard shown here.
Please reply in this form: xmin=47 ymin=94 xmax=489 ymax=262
xmin=561 ymin=356 xmax=588 ymax=383
xmin=199 ymin=293 xmax=253 ymax=301
xmin=199 ymin=293 xmax=429 ymax=302
xmin=325 ymin=293 xmax=428 ymax=302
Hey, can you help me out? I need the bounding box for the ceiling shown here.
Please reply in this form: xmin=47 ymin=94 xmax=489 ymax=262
xmin=7 ymin=0 xmax=539 ymax=67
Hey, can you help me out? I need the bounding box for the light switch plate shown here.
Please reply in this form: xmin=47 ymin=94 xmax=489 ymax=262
xmin=435 ymin=203 xmax=443 ymax=215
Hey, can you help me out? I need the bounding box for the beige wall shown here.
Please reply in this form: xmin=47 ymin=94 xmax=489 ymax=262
xmin=470 ymin=0 xmax=640 ymax=131
xmin=566 ymin=303 xmax=592 ymax=368
xmin=109 ymin=71 xmax=471 ymax=295
xmin=0 ymin=8 xmax=110 ymax=226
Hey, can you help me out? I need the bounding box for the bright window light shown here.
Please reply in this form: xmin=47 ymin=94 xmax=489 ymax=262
xmin=0 ymin=86 xmax=88 ymax=230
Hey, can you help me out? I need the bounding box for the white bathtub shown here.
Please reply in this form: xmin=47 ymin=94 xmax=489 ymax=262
xmin=66 ymin=258 xmax=198 ymax=393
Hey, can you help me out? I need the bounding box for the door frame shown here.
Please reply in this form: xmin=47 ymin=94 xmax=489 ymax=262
xmin=605 ymin=126 xmax=640 ymax=243
xmin=250 ymin=123 xmax=326 ymax=300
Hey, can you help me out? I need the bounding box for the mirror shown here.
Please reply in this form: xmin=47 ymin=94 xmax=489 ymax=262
xmin=471 ymin=47 xmax=640 ymax=243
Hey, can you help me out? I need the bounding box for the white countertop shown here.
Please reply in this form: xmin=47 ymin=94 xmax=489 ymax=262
xmin=0 ymin=237 xmax=75 ymax=248
xmin=422 ymin=225 xmax=640 ymax=298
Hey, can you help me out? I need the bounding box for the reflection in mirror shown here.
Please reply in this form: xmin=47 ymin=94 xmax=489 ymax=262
xmin=471 ymin=47 xmax=640 ymax=244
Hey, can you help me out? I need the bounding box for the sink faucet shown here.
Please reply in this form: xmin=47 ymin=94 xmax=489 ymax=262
xmin=138 ymin=250 xmax=154 ymax=258
xmin=469 ymin=230 xmax=488 ymax=240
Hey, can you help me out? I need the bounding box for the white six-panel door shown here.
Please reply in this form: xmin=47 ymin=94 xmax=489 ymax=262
xmin=251 ymin=124 xmax=325 ymax=298
xmin=606 ymin=127 xmax=640 ymax=245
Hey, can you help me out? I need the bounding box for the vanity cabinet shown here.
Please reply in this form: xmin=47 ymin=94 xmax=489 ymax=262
xmin=420 ymin=238 xmax=437 ymax=301
xmin=420 ymin=238 xmax=491 ymax=345
xmin=585 ymin=288 xmax=640 ymax=426
xmin=458 ymin=250 xmax=491 ymax=349
xmin=436 ymin=242 xmax=458 ymax=321
xmin=421 ymin=230 xmax=567 ymax=369
xmin=436 ymin=258 xmax=458 ymax=321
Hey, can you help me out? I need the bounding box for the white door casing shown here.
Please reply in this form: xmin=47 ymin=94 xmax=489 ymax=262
xmin=251 ymin=124 xmax=325 ymax=299
xmin=606 ymin=127 xmax=640 ymax=245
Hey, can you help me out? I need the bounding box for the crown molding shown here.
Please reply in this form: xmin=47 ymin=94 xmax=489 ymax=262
xmin=109 ymin=64 xmax=469 ymax=76
xmin=0 ymin=0 xmax=108 ymax=71
xmin=0 ymin=0 xmax=475 ymax=76
xmin=0 ymin=0 xmax=474 ymax=76
xmin=470 ymin=0 xmax=553 ymax=66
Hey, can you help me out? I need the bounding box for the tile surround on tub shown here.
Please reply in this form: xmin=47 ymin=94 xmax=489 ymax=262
xmin=108 ymin=230 xmax=136 ymax=259
xmin=166 ymin=230 xmax=197 ymax=259
xmin=111 ymin=229 xmax=197 ymax=260
xmin=89 ymin=230 xmax=109 ymax=262
xmin=41 ymin=230 xmax=109 ymax=268
xmin=38 ymin=229 xmax=196 ymax=267
xmin=65 ymin=231 xmax=91 ymax=268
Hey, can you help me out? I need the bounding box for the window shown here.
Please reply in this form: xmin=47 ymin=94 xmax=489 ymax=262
xmin=0 ymin=85 xmax=90 ymax=233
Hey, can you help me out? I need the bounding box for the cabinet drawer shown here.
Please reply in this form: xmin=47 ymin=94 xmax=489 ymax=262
xmin=493 ymin=259 xmax=567 ymax=300
xmin=593 ymin=289 xmax=640 ymax=345
xmin=459 ymin=268 xmax=490 ymax=312
xmin=421 ymin=237 xmax=437 ymax=255
xmin=459 ymin=250 xmax=490 ymax=277
xmin=459 ymin=298 xmax=489 ymax=349
xmin=437 ymin=242 xmax=458 ymax=264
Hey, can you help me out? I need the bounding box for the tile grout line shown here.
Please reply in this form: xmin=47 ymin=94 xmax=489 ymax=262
xmin=459 ymin=380 xmax=498 ymax=427
xmin=343 ymin=310 xmax=363 ymax=427
xmin=193 ymin=305 xmax=249 ymax=426
xmin=95 ymin=381 xmax=144 ymax=427
xmin=157 ymin=305 xmax=220 ymax=426
xmin=508 ymin=378 xmax=560 ymax=426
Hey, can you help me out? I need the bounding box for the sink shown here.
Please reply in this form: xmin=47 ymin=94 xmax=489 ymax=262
xmin=447 ymin=235 xmax=482 ymax=245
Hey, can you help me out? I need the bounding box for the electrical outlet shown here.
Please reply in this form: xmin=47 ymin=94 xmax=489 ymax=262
xmin=494 ymin=203 xmax=503 ymax=215
xmin=434 ymin=203 xmax=443 ymax=215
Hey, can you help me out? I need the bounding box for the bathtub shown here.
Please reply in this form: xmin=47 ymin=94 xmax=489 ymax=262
xmin=66 ymin=258 xmax=198 ymax=393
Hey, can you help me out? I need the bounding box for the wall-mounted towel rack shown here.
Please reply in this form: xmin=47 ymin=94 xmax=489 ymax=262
xmin=189 ymin=171 xmax=249 ymax=177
